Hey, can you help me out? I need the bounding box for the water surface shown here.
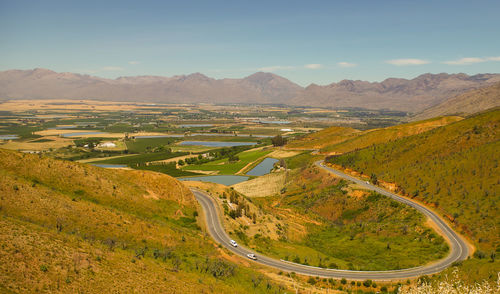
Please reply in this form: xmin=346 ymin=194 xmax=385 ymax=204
xmin=179 ymin=124 xmax=213 ymax=128
xmin=0 ymin=135 xmax=19 ymax=140
xmin=246 ymin=158 xmax=279 ymax=176
xmin=254 ymin=120 xmax=290 ymax=124
xmin=48 ymin=125 xmax=78 ymax=130
xmin=134 ymin=135 xmax=184 ymax=138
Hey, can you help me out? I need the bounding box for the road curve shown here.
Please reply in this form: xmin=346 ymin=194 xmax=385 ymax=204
xmin=191 ymin=160 xmax=469 ymax=280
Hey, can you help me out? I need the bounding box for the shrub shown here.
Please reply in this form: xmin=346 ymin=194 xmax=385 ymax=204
xmin=474 ymin=250 xmax=486 ymax=259
xmin=271 ymin=135 xmax=286 ymax=147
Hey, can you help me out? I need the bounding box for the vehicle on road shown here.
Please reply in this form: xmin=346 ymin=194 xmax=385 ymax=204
xmin=247 ymin=253 xmax=257 ymax=260
xmin=366 ymin=181 xmax=370 ymax=184
xmin=230 ymin=240 xmax=238 ymax=247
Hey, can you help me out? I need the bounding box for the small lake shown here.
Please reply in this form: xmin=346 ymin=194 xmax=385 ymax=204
xmin=246 ymin=158 xmax=279 ymax=176
xmin=189 ymin=133 xmax=235 ymax=137
xmin=179 ymin=141 xmax=257 ymax=147
xmin=179 ymin=124 xmax=213 ymax=128
xmin=254 ymin=120 xmax=291 ymax=124
xmin=48 ymin=125 xmax=78 ymax=130
xmin=91 ymin=164 xmax=127 ymax=168
xmin=189 ymin=133 xmax=273 ymax=138
xmin=0 ymin=135 xmax=19 ymax=140
xmin=134 ymin=135 xmax=184 ymax=138
xmin=178 ymin=175 xmax=249 ymax=185
xmin=62 ymin=132 xmax=106 ymax=137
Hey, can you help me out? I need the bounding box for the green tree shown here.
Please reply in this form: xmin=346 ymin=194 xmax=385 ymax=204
xmin=271 ymin=135 xmax=287 ymax=147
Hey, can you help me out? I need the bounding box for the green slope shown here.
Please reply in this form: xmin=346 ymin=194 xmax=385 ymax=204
xmin=319 ymin=116 xmax=462 ymax=154
xmin=326 ymin=109 xmax=500 ymax=281
xmin=0 ymin=149 xmax=283 ymax=293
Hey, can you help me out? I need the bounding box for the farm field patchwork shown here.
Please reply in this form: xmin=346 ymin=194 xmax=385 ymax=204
xmin=182 ymin=148 xmax=273 ymax=175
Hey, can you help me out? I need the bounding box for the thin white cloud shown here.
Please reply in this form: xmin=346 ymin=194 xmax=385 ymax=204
xmin=128 ymin=61 xmax=140 ymax=65
xmin=258 ymin=65 xmax=295 ymax=72
xmin=442 ymin=57 xmax=485 ymax=65
xmin=337 ymin=62 xmax=357 ymax=68
xmin=386 ymin=59 xmax=430 ymax=66
xmin=304 ymin=64 xmax=323 ymax=69
xmin=101 ymin=66 xmax=124 ymax=71
xmin=487 ymin=56 xmax=500 ymax=61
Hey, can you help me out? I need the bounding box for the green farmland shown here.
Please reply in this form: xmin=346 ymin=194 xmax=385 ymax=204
xmin=182 ymin=148 xmax=273 ymax=174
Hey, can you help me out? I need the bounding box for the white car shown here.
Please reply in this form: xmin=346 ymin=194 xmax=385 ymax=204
xmin=230 ymin=240 xmax=238 ymax=247
xmin=247 ymin=253 xmax=257 ymax=260
xmin=366 ymin=181 xmax=370 ymax=184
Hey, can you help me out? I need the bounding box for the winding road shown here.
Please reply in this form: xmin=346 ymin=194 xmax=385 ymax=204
xmin=192 ymin=160 xmax=469 ymax=280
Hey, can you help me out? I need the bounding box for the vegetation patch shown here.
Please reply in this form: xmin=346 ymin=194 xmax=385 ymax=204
xmin=0 ymin=149 xmax=285 ymax=293
xmin=183 ymin=148 xmax=272 ymax=175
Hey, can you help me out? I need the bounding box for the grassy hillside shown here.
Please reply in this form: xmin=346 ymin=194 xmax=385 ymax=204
xmin=225 ymin=164 xmax=449 ymax=271
xmin=320 ymin=116 xmax=462 ymax=154
xmin=232 ymin=171 xmax=287 ymax=198
xmin=0 ymin=149 xmax=284 ymax=293
xmin=413 ymin=82 xmax=500 ymax=120
xmin=285 ymin=126 xmax=359 ymax=150
xmin=326 ymin=109 xmax=500 ymax=282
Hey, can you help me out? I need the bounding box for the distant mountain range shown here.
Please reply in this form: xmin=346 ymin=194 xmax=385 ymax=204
xmin=1 ymin=68 xmax=499 ymax=112
xmin=292 ymin=73 xmax=500 ymax=111
xmin=412 ymin=81 xmax=500 ymax=120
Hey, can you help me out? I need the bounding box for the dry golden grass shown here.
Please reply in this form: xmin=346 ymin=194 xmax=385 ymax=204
xmin=77 ymin=153 xmax=136 ymax=163
xmin=286 ymin=126 xmax=359 ymax=150
xmin=183 ymin=181 xmax=285 ymax=241
xmin=400 ymin=270 xmax=500 ymax=294
xmin=0 ymin=136 xmax=74 ymax=151
xmin=0 ymin=99 xmax=182 ymax=112
xmin=34 ymin=129 xmax=121 ymax=137
xmin=0 ymin=149 xmax=289 ymax=293
xmin=232 ymin=172 xmax=287 ymax=198
xmin=0 ymin=217 xmax=263 ymax=294
xmin=266 ymin=149 xmax=300 ymax=158
xmin=321 ymin=116 xmax=462 ymax=154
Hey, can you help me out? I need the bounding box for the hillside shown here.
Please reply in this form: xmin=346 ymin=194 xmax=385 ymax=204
xmin=326 ymin=109 xmax=500 ymax=253
xmin=1 ymin=69 xmax=500 ymax=111
xmin=287 ymin=115 xmax=461 ymax=154
xmin=186 ymin=166 xmax=448 ymax=274
xmin=0 ymin=149 xmax=283 ymax=293
xmin=291 ymin=73 xmax=500 ymax=111
xmin=285 ymin=126 xmax=359 ymax=150
xmin=239 ymin=166 xmax=449 ymax=272
xmin=413 ymin=81 xmax=500 ymax=120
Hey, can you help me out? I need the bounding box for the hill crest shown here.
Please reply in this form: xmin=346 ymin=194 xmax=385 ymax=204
xmin=1 ymin=69 xmax=499 ymax=111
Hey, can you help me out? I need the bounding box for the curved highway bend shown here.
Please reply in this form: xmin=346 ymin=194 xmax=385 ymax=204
xmin=191 ymin=160 xmax=469 ymax=280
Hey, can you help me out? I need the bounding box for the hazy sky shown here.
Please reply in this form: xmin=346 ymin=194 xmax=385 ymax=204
xmin=1 ymin=0 xmax=499 ymax=86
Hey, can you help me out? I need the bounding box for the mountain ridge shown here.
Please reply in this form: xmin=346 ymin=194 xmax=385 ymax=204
xmin=1 ymin=68 xmax=499 ymax=111
xmin=290 ymin=72 xmax=500 ymax=111
xmin=412 ymin=81 xmax=500 ymax=120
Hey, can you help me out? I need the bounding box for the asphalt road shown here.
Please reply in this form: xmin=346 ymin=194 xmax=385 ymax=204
xmin=192 ymin=160 xmax=469 ymax=280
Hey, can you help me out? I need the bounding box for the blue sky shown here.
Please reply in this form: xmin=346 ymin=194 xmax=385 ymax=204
xmin=1 ymin=0 xmax=499 ymax=86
